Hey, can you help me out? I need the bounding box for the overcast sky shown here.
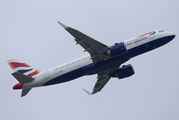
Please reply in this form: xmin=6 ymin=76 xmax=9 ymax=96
xmin=1 ymin=0 xmax=179 ymax=120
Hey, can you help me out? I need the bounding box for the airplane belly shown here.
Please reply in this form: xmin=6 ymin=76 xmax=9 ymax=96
xmin=42 ymin=67 xmax=85 ymax=86
xmin=84 ymin=54 xmax=131 ymax=75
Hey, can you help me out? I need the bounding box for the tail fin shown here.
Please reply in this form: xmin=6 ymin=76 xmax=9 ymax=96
xmin=7 ymin=59 xmax=41 ymax=77
xmin=7 ymin=59 xmax=41 ymax=97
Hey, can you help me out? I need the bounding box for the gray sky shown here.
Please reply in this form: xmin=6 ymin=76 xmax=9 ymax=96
xmin=1 ymin=0 xmax=179 ymax=120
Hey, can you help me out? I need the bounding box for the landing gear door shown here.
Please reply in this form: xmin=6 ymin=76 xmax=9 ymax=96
xmin=44 ymin=71 xmax=50 ymax=79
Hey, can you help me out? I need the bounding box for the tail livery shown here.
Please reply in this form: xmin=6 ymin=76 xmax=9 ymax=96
xmin=7 ymin=59 xmax=41 ymax=97
xmin=7 ymin=59 xmax=41 ymax=77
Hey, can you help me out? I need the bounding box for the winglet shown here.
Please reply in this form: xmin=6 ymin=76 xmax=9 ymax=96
xmin=57 ymin=21 xmax=68 ymax=29
xmin=83 ymin=88 xmax=92 ymax=95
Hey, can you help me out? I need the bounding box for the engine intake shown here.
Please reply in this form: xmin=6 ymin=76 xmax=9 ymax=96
xmin=107 ymin=42 xmax=127 ymax=57
xmin=113 ymin=64 xmax=135 ymax=79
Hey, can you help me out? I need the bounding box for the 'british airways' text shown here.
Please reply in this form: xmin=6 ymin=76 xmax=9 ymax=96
xmin=125 ymin=36 xmax=148 ymax=47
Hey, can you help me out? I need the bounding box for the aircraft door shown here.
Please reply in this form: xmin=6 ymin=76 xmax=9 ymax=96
xmin=149 ymin=33 xmax=155 ymax=39
xmin=44 ymin=71 xmax=50 ymax=79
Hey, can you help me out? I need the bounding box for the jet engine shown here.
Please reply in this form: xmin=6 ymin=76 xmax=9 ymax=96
xmin=113 ymin=64 xmax=135 ymax=79
xmin=106 ymin=42 xmax=127 ymax=57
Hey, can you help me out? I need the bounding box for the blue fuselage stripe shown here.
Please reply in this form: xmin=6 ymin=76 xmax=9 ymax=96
xmin=43 ymin=35 xmax=174 ymax=86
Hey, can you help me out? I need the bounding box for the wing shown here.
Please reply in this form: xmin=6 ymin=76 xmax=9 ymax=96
xmin=83 ymin=68 xmax=118 ymax=95
xmin=58 ymin=22 xmax=111 ymax=64
xmin=92 ymin=74 xmax=111 ymax=94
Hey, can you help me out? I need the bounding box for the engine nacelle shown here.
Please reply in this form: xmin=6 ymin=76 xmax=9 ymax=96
xmin=107 ymin=42 xmax=127 ymax=57
xmin=113 ymin=64 xmax=135 ymax=79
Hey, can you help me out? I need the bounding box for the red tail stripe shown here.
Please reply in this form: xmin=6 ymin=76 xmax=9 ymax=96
xmin=9 ymin=62 xmax=31 ymax=69
xmin=13 ymin=83 xmax=23 ymax=89
xmin=27 ymin=70 xmax=40 ymax=77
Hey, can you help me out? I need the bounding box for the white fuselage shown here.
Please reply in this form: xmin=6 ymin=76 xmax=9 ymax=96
xmin=23 ymin=30 xmax=175 ymax=89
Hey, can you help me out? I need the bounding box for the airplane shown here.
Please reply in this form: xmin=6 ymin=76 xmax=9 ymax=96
xmin=7 ymin=21 xmax=175 ymax=97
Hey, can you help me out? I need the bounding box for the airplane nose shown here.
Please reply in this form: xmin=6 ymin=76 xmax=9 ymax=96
xmin=167 ymin=31 xmax=175 ymax=37
xmin=166 ymin=31 xmax=175 ymax=40
xmin=169 ymin=34 xmax=175 ymax=41
xmin=171 ymin=34 xmax=175 ymax=40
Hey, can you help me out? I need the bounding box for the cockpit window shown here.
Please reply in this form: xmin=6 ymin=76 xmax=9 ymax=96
xmin=159 ymin=30 xmax=164 ymax=32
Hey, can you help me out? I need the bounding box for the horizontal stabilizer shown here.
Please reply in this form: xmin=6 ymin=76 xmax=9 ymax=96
xmin=12 ymin=72 xmax=34 ymax=84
